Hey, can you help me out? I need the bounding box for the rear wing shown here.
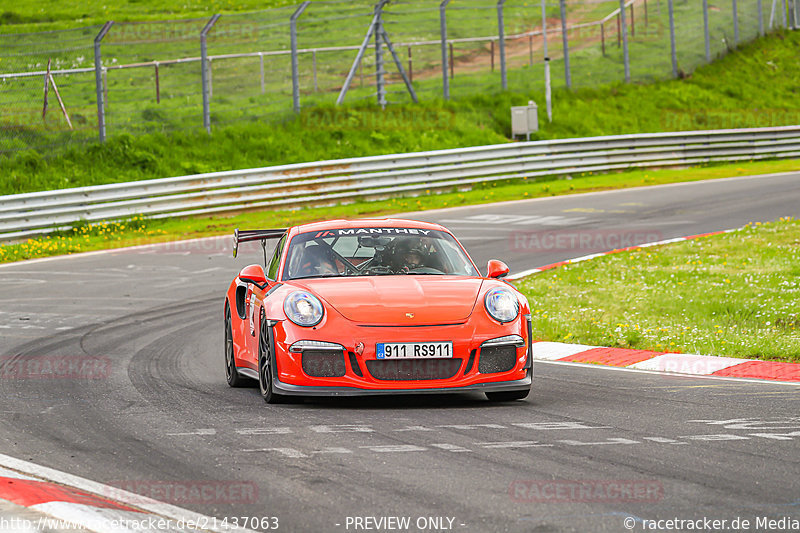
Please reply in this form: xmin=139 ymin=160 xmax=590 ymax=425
xmin=232 ymin=228 xmax=287 ymax=259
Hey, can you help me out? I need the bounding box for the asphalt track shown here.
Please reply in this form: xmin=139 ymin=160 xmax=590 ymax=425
xmin=1 ymin=173 xmax=799 ymax=532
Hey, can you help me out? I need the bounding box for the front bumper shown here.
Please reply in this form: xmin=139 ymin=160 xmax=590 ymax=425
xmin=271 ymin=369 xmax=532 ymax=397
xmin=266 ymin=311 xmax=534 ymax=395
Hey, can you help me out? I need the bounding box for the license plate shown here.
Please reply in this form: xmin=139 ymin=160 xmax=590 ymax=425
xmin=376 ymin=342 xmax=453 ymax=359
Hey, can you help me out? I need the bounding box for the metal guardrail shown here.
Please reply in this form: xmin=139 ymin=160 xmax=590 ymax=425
xmin=2 ymin=125 xmax=800 ymax=242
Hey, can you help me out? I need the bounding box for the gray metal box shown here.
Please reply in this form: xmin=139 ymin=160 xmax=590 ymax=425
xmin=511 ymin=102 xmax=539 ymax=139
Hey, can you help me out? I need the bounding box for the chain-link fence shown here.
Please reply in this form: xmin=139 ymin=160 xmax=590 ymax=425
xmin=0 ymin=0 xmax=796 ymax=157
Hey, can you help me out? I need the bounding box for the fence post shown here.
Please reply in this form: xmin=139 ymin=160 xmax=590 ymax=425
xmin=783 ymin=0 xmax=787 ymax=28
xmin=154 ymin=62 xmax=160 ymax=104
xmin=702 ymin=0 xmax=711 ymax=62
xmin=208 ymin=58 xmax=213 ymax=100
xmin=93 ymin=21 xmax=114 ymax=143
xmin=544 ymin=56 xmax=552 ymax=122
xmin=312 ymin=50 xmax=318 ymax=92
xmin=201 ymin=14 xmax=221 ymax=135
xmin=619 ymin=0 xmax=630 ymax=82
xmin=668 ymin=0 xmax=677 ymax=78
xmin=336 ymin=1 xmax=384 ymax=105
xmin=450 ymin=42 xmax=454 ymax=78
xmin=375 ymin=1 xmax=386 ymax=109
xmin=733 ymin=0 xmax=739 ymax=46
xmin=559 ymin=0 xmax=571 ymax=89
xmin=497 ymin=0 xmax=507 ymax=90
xmin=290 ymin=1 xmax=310 ymax=114
xmin=601 ymin=23 xmax=606 ymax=56
xmin=758 ymin=0 xmax=764 ymax=36
xmin=529 ymin=33 xmax=533 ymax=66
xmin=408 ymin=46 xmax=413 ymax=83
xmin=259 ymin=52 xmax=265 ymax=94
xmin=644 ymin=0 xmax=648 ymax=26
xmin=541 ymin=0 xmax=548 ymax=58
xmin=630 ymin=3 xmax=635 ymax=36
xmin=787 ymin=0 xmax=793 ymax=27
xmin=440 ymin=0 xmax=451 ymax=100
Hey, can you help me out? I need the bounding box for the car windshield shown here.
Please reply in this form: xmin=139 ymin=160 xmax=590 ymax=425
xmin=282 ymin=228 xmax=480 ymax=280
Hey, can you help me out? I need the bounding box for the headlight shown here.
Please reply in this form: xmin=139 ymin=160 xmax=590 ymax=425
xmin=484 ymin=287 xmax=519 ymax=323
xmin=284 ymin=291 xmax=324 ymax=327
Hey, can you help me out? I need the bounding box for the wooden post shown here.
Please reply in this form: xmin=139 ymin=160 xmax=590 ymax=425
xmin=312 ymin=50 xmax=318 ymax=92
xmin=617 ymin=14 xmax=621 ymax=46
xmin=208 ymin=58 xmax=212 ymax=100
xmin=490 ymin=40 xmax=495 ymax=71
xmin=154 ymin=63 xmax=160 ymax=104
xmin=408 ymin=45 xmax=413 ymax=84
xmin=630 ymin=4 xmax=635 ymax=36
xmin=259 ymin=53 xmax=265 ymax=94
xmin=449 ymin=42 xmax=454 ymax=78
xmin=601 ymin=23 xmax=606 ymax=55
xmin=529 ymin=33 xmax=533 ymax=66
xmin=42 ymin=59 xmax=51 ymax=121
xmin=49 ymin=73 xmax=73 ymax=129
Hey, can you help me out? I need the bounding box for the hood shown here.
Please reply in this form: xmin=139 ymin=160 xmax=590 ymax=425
xmin=293 ymin=276 xmax=484 ymax=325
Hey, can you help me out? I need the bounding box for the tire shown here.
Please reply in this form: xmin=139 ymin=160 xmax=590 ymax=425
xmin=225 ymin=304 xmax=249 ymax=388
xmin=258 ymin=310 xmax=286 ymax=404
xmin=485 ymin=388 xmax=530 ymax=402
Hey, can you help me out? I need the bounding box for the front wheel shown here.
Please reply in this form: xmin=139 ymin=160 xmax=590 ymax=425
xmin=258 ymin=311 xmax=286 ymax=404
xmin=485 ymin=388 xmax=530 ymax=402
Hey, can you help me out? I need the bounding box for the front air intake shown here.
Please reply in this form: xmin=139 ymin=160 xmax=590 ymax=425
xmin=302 ymin=350 xmax=346 ymax=377
xmin=478 ymin=345 xmax=516 ymax=373
xmin=366 ymin=359 xmax=462 ymax=381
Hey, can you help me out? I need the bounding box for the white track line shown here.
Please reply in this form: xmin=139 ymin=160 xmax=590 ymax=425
xmin=0 ymin=453 xmax=255 ymax=533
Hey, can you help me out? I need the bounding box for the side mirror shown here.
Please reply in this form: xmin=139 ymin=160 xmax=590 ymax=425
xmin=239 ymin=264 xmax=269 ymax=288
xmin=486 ymin=259 xmax=509 ymax=279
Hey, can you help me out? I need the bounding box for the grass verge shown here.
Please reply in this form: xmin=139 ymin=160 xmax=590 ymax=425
xmin=3 ymin=30 xmax=800 ymax=195
xmin=2 ymin=157 xmax=799 ymax=265
xmin=514 ymin=218 xmax=800 ymax=363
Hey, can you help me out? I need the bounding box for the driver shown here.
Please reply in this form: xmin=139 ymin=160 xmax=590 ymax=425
xmin=392 ymin=239 xmax=426 ymax=273
xmin=298 ymin=245 xmax=338 ymax=277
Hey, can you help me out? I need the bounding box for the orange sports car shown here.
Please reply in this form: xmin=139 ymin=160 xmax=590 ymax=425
xmin=224 ymin=218 xmax=532 ymax=403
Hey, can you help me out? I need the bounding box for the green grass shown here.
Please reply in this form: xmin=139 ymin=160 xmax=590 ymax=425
xmin=0 ymin=0 xmax=775 ymax=159
xmin=2 ymin=157 xmax=799 ymax=264
xmin=0 ymin=0 xmax=571 ymax=32
xmin=0 ymin=0 xmax=295 ymax=29
xmin=2 ymin=26 xmax=799 ymax=195
xmin=514 ymin=218 xmax=800 ymax=363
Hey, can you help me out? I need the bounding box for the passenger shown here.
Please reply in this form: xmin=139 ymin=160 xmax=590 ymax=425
xmin=298 ymin=245 xmax=338 ymax=277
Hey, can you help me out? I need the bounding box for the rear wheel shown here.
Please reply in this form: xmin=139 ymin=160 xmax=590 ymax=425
xmin=258 ymin=310 xmax=286 ymax=404
xmin=485 ymin=388 xmax=530 ymax=402
xmin=224 ymin=305 xmax=248 ymax=388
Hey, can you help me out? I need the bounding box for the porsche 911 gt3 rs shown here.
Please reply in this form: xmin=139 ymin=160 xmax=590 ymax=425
xmin=224 ymin=218 xmax=532 ymax=403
